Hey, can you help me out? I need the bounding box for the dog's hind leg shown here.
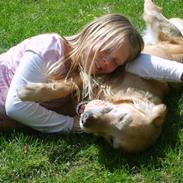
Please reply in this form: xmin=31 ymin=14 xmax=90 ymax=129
xmin=143 ymin=0 xmax=182 ymax=41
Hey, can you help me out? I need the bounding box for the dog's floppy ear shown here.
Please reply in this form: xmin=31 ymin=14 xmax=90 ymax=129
xmin=151 ymin=104 xmax=167 ymax=127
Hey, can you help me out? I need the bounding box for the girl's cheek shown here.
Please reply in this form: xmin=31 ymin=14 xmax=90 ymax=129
xmin=104 ymin=63 xmax=118 ymax=73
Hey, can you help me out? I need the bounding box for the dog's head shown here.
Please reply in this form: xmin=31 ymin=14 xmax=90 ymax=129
xmin=78 ymin=99 xmax=166 ymax=153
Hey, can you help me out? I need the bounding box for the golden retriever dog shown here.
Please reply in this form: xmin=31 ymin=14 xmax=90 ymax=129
xmin=18 ymin=0 xmax=183 ymax=153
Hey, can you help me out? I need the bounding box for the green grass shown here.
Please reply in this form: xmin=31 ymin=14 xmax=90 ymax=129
xmin=0 ymin=0 xmax=183 ymax=182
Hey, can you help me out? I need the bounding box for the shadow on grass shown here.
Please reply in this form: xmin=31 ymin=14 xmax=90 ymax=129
xmin=0 ymin=89 xmax=182 ymax=175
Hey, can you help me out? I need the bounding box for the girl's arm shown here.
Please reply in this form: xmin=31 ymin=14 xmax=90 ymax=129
xmin=5 ymin=51 xmax=76 ymax=133
xmin=125 ymin=53 xmax=183 ymax=82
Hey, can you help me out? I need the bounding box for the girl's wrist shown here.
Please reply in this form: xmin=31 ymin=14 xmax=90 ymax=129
xmin=71 ymin=116 xmax=83 ymax=133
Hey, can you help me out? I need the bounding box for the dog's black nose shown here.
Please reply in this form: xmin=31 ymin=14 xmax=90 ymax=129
xmin=80 ymin=111 xmax=93 ymax=127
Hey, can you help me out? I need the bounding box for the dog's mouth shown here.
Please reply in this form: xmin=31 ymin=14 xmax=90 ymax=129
xmin=76 ymin=101 xmax=89 ymax=115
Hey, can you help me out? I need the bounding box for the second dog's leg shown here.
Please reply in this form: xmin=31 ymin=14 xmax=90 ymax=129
xmin=143 ymin=0 xmax=182 ymax=39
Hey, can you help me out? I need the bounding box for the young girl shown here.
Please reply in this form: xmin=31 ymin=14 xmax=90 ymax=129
xmin=0 ymin=14 xmax=182 ymax=133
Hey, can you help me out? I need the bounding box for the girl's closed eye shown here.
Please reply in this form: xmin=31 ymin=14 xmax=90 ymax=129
xmin=103 ymin=54 xmax=113 ymax=63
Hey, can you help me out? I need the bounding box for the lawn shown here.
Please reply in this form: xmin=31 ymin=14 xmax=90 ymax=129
xmin=0 ymin=0 xmax=183 ymax=182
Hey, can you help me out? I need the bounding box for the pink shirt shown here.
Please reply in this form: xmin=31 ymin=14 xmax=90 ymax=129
xmin=1 ymin=33 xmax=74 ymax=133
xmin=0 ymin=33 xmax=66 ymax=106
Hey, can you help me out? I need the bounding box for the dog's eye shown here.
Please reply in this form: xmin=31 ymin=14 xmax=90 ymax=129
xmin=118 ymin=113 xmax=127 ymax=122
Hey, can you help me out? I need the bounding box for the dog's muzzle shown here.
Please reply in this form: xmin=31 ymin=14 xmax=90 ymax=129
xmin=80 ymin=111 xmax=94 ymax=127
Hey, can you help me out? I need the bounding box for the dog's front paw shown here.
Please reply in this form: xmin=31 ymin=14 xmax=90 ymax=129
xmin=17 ymin=83 xmax=45 ymax=102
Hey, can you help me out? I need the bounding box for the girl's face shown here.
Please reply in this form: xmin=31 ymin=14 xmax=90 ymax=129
xmin=81 ymin=41 xmax=130 ymax=75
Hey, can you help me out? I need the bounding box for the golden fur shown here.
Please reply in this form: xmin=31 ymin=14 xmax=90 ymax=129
xmin=17 ymin=0 xmax=183 ymax=153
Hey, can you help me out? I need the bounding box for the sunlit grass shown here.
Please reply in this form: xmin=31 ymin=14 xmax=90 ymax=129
xmin=0 ymin=0 xmax=183 ymax=182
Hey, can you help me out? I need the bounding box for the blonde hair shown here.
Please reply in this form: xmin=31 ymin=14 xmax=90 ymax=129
xmin=49 ymin=13 xmax=144 ymax=99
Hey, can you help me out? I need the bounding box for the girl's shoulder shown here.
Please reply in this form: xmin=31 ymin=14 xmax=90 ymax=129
xmin=27 ymin=32 xmax=65 ymax=50
xmin=25 ymin=33 xmax=66 ymax=62
xmin=31 ymin=32 xmax=64 ymax=42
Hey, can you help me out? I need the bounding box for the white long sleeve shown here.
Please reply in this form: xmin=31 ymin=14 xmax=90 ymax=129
xmin=125 ymin=53 xmax=183 ymax=82
xmin=5 ymin=51 xmax=73 ymax=133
